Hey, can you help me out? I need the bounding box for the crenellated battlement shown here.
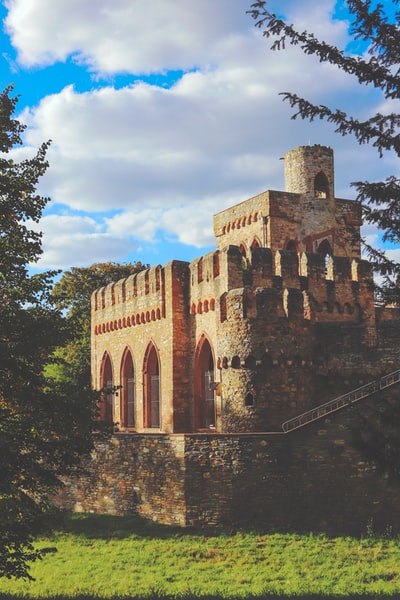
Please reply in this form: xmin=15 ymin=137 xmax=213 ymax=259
xmin=90 ymin=144 xmax=395 ymax=440
xmin=217 ymin=246 xmax=376 ymax=326
xmin=93 ymin=264 xmax=165 ymax=310
xmin=91 ymin=261 xmax=189 ymax=336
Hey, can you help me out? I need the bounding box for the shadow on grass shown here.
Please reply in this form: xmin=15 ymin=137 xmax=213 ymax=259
xmin=0 ymin=594 xmax=397 ymax=600
xmin=55 ymin=512 xmax=194 ymax=540
xmin=52 ymin=512 xmax=377 ymax=541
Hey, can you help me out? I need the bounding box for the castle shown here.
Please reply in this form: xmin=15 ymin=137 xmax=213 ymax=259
xmin=60 ymin=145 xmax=400 ymax=532
xmin=92 ymin=145 xmax=382 ymax=434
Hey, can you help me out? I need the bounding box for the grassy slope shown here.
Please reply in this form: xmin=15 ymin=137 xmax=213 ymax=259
xmin=0 ymin=514 xmax=399 ymax=599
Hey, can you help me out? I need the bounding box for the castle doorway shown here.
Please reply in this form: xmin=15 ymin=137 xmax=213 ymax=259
xmin=121 ymin=349 xmax=135 ymax=428
xmin=100 ymin=352 xmax=113 ymax=423
xmin=143 ymin=343 xmax=161 ymax=428
xmin=194 ymin=337 xmax=215 ymax=430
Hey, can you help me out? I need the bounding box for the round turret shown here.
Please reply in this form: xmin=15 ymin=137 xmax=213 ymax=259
xmin=284 ymin=145 xmax=335 ymax=199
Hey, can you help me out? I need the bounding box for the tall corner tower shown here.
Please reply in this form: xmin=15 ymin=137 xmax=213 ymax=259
xmin=284 ymin=145 xmax=335 ymax=200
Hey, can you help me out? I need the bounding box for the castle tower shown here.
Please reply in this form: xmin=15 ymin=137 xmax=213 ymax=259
xmin=284 ymin=145 xmax=335 ymax=200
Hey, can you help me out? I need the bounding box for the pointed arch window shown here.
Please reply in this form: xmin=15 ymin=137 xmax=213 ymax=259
xmin=194 ymin=337 xmax=215 ymax=429
xmin=285 ymin=240 xmax=298 ymax=252
xmin=314 ymin=171 xmax=329 ymax=198
xmin=143 ymin=343 xmax=161 ymax=428
xmin=317 ymin=238 xmax=332 ymax=257
xmin=100 ymin=352 xmax=114 ymax=423
xmin=121 ymin=349 xmax=135 ymax=428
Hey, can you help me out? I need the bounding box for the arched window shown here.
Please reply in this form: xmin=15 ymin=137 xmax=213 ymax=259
xmin=120 ymin=349 xmax=135 ymax=428
xmin=285 ymin=240 xmax=298 ymax=252
xmin=314 ymin=171 xmax=329 ymax=198
xmin=261 ymin=353 xmax=273 ymax=370
xmin=143 ymin=343 xmax=161 ymax=428
xmin=317 ymin=238 xmax=332 ymax=257
xmin=100 ymin=352 xmax=114 ymax=423
xmin=245 ymin=393 xmax=254 ymax=407
xmin=344 ymin=302 xmax=353 ymax=315
xmin=231 ymin=355 xmax=241 ymax=369
xmin=244 ymin=355 xmax=256 ymax=370
xmin=239 ymin=244 xmax=248 ymax=270
xmin=194 ymin=336 xmax=215 ymax=429
xmin=317 ymin=239 xmax=332 ymax=275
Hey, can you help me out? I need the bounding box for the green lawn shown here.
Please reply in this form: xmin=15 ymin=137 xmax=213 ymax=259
xmin=0 ymin=514 xmax=399 ymax=599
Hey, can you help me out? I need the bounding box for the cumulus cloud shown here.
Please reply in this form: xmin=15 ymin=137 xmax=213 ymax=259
xmin=3 ymin=0 xmax=398 ymax=270
xmin=5 ymin=0 xmax=251 ymax=73
xmin=31 ymin=214 xmax=133 ymax=270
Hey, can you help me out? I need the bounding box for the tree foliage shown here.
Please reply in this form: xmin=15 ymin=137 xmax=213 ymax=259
xmin=49 ymin=262 xmax=149 ymax=390
xmin=0 ymin=86 xmax=103 ymax=579
xmin=249 ymin=0 xmax=400 ymax=303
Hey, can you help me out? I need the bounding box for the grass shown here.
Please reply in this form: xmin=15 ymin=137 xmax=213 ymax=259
xmin=0 ymin=513 xmax=400 ymax=599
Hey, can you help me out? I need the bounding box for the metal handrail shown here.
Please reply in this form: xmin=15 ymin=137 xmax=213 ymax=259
xmin=282 ymin=368 xmax=400 ymax=433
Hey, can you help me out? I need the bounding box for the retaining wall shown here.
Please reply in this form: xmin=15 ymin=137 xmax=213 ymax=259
xmin=57 ymin=389 xmax=400 ymax=535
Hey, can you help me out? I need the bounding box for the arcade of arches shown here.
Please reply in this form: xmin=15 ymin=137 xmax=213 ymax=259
xmin=99 ymin=336 xmax=217 ymax=432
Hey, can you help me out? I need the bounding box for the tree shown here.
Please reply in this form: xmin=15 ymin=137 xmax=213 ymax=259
xmin=0 ymin=86 xmax=101 ymax=579
xmin=49 ymin=262 xmax=148 ymax=391
xmin=249 ymin=0 xmax=400 ymax=304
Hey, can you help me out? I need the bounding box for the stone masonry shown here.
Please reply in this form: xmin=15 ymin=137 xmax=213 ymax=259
xmin=59 ymin=145 xmax=400 ymax=531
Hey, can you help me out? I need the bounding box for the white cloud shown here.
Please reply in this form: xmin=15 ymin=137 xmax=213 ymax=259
xmin=5 ymin=0 xmax=251 ymax=73
xmin=4 ymin=0 xmax=398 ymax=270
xmin=31 ymin=214 xmax=131 ymax=270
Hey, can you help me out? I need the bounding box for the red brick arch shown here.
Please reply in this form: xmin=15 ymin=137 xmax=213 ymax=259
xmin=143 ymin=341 xmax=161 ymax=429
xmin=120 ymin=347 xmax=135 ymax=429
xmin=193 ymin=335 xmax=216 ymax=430
xmin=99 ymin=351 xmax=114 ymax=423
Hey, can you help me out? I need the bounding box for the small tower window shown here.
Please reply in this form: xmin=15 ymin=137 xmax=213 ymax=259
xmin=231 ymin=355 xmax=240 ymax=369
xmin=285 ymin=240 xmax=298 ymax=252
xmin=245 ymin=393 xmax=254 ymax=407
xmin=314 ymin=171 xmax=329 ymax=198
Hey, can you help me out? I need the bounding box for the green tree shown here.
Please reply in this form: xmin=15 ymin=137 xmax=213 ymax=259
xmin=49 ymin=262 xmax=148 ymax=391
xmin=249 ymin=0 xmax=400 ymax=303
xmin=0 ymin=86 xmax=101 ymax=579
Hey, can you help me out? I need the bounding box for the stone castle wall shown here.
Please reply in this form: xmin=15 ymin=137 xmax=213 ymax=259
xmin=81 ymin=144 xmax=400 ymax=530
xmin=91 ymin=242 xmax=380 ymax=433
xmin=57 ymin=383 xmax=400 ymax=534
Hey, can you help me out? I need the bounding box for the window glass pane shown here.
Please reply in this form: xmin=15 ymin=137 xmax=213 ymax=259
xmin=204 ymin=370 xmax=215 ymax=428
xmin=127 ymin=377 xmax=135 ymax=427
xmin=150 ymin=374 xmax=160 ymax=428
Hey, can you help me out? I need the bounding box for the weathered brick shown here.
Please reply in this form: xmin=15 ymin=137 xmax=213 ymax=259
xmin=66 ymin=145 xmax=400 ymax=530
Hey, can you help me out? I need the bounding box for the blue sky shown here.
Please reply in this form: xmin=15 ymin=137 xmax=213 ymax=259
xmin=1 ymin=0 xmax=398 ymax=272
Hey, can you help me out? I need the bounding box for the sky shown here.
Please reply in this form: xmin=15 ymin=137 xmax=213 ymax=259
xmin=0 ymin=0 xmax=398 ymax=273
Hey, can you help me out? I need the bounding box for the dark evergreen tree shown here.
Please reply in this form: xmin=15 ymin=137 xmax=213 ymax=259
xmin=0 ymin=86 xmax=103 ymax=579
xmin=249 ymin=0 xmax=400 ymax=304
